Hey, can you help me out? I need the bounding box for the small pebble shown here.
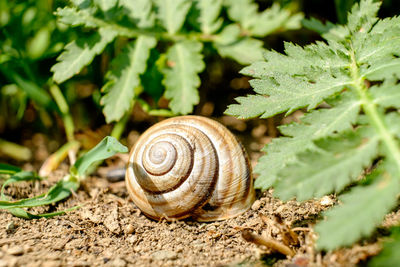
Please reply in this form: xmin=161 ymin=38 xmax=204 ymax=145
xmin=151 ymin=250 xmax=177 ymax=261
xmin=42 ymin=260 xmax=61 ymax=267
xmin=251 ymin=200 xmax=262 ymax=211
xmin=109 ymin=257 xmax=126 ymax=267
xmin=127 ymin=235 xmax=138 ymax=244
xmin=6 ymin=221 xmax=16 ymax=233
xmin=7 ymin=246 xmax=24 ymax=256
xmin=125 ymin=224 xmax=135 ymax=235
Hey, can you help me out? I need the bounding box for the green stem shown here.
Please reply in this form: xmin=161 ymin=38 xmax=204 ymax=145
xmin=84 ymin=12 xmax=216 ymax=42
xmin=111 ymin=112 xmax=129 ymax=140
xmin=349 ymin=45 xmax=400 ymax=167
xmin=49 ymin=84 xmax=75 ymax=142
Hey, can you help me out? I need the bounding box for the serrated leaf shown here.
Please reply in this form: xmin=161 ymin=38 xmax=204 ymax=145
xmin=274 ymin=127 xmax=379 ymax=201
xmin=225 ymin=0 xmax=302 ymax=37
xmin=372 ymin=79 xmax=400 ymax=108
xmin=227 ymin=0 xmax=400 ymax=252
xmin=155 ymin=0 xmax=191 ymax=34
xmin=226 ymin=72 xmax=352 ymax=119
xmin=214 ymin=37 xmax=265 ymax=65
xmin=316 ymin=163 xmax=400 ymax=250
xmin=302 ymin=17 xmax=336 ymax=35
xmin=101 ymin=36 xmax=156 ymax=123
xmin=51 ymin=28 xmax=117 ymax=84
xmin=386 ymin=112 xmax=400 ymax=139
xmin=196 ymin=0 xmax=223 ymax=34
xmin=346 ymin=0 xmax=380 ymax=33
xmin=161 ymin=40 xmax=205 ymax=114
xmin=254 ymin=92 xmax=361 ymax=190
xmin=55 ymin=6 xmax=97 ymax=27
xmin=119 ymin=0 xmax=155 ymax=28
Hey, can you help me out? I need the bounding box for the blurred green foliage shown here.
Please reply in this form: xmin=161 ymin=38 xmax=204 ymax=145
xmin=0 ymin=0 xmax=399 ymax=144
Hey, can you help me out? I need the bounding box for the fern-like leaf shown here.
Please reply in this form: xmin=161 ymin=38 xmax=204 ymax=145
xmin=226 ymin=0 xmax=400 ymax=250
xmin=315 ymin=163 xmax=400 ymax=250
xmin=119 ymin=0 xmax=155 ymax=28
xmin=51 ymin=28 xmax=117 ymax=84
xmin=275 ymin=127 xmax=379 ymax=201
xmin=101 ymin=36 xmax=156 ymax=123
xmin=225 ymin=0 xmax=303 ymax=37
xmin=161 ymin=40 xmax=205 ymax=114
xmin=254 ymin=92 xmax=360 ymax=190
xmin=56 ymin=6 xmax=97 ymax=27
xmin=196 ymin=0 xmax=223 ymax=34
xmin=155 ymin=0 xmax=191 ymax=34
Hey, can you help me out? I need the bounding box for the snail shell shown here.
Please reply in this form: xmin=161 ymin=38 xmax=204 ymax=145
xmin=125 ymin=115 xmax=255 ymax=221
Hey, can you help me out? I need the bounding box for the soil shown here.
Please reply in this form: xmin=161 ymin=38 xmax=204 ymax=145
xmin=0 ymin=117 xmax=397 ymax=267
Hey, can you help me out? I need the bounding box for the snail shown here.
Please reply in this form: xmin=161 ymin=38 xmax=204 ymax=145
xmin=125 ymin=115 xmax=255 ymax=222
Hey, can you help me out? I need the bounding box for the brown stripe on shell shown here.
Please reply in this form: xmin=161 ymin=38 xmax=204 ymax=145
xmin=142 ymin=143 xmax=178 ymax=177
xmin=126 ymin=121 xmax=219 ymax=219
xmin=140 ymin=135 xmax=194 ymax=195
xmin=162 ymin=135 xmax=219 ymax=219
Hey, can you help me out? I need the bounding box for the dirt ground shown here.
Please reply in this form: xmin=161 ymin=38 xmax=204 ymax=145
xmin=0 ymin=117 xmax=397 ymax=267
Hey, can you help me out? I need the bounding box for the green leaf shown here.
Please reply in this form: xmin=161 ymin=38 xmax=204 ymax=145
xmin=0 ymin=177 xmax=79 ymax=209
xmin=369 ymin=227 xmax=400 ymax=267
xmin=0 ymin=171 xmax=78 ymax=219
xmin=302 ymin=17 xmax=336 ymax=35
xmin=155 ymin=0 xmax=191 ymax=34
xmin=274 ymin=127 xmax=379 ymax=201
xmin=254 ymin=92 xmax=361 ymax=190
xmin=226 ymin=0 xmax=400 ymax=251
xmin=316 ymin=163 xmax=400 ymax=250
xmin=11 ymin=73 xmax=56 ymax=110
xmin=101 ymin=36 xmax=157 ymax=123
xmin=71 ymin=136 xmax=128 ymax=178
xmin=0 ymin=163 xmax=21 ymax=175
xmin=119 ymin=0 xmax=155 ymax=28
xmin=161 ymin=40 xmax=205 ymax=114
xmin=213 ymin=25 xmax=265 ymax=64
xmin=1 ymin=171 xmax=41 ymax=198
xmin=372 ymin=79 xmax=400 ymax=109
xmin=225 ymin=1 xmax=302 ymax=36
xmin=0 ymin=137 xmax=127 ymax=219
xmin=346 ymin=0 xmax=380 ymax=33
xmin=215 ymin=37 xmax=265 ymax=65
xmin=196 ymin=0 xmax=222 ymax=34
xmin=141 ymin=49 xmax=164 ymax=102
xmin=55 ymin=6 xmax=97 ymax=27
xmin=226 ymin=72 xmax=352 ymax=119
xmin=51 ymin=27 xmax=117 ymax=84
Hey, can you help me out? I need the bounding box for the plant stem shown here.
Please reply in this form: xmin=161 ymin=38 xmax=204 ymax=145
xmin=111 ymin=112 xmax=129 ymax=140
xmin=83 ymin=12 xmax=216 ymax=42
xmin=349 ymin=44 xmax=400 ymax=168
xmin=49 ymin=84 xmax=75 ymax=142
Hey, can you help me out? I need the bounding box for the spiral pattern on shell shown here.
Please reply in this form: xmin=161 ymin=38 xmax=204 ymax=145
xmin=126 ymin=115 xmax=255 ymax=221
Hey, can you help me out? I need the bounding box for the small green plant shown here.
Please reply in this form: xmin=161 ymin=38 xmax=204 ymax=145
xmin=51 ymin=0 xmax=302 ymax=123
xmin=0 ymin=136 xmax=127 ymax=219
xmin=226 ymin=0 xmax=400 ymax=250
